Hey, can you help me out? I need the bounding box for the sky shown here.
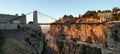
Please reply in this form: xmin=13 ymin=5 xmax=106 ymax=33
xmin=0 ymin=0 xmax=119 ymax=23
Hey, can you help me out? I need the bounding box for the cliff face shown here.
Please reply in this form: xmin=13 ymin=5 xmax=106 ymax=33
xmin=49 ymin=15 xmax=107 ymax=43
xmin=44 ymin=15 xmax=109 ymax=54
xmin=2 ymin=25 xmax=44 ymax=54
xmin=110 ymin=22 xmax=120 ymax=50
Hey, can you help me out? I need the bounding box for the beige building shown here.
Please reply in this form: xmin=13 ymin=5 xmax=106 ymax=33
xmin=98 ymin=12 xmax=112 ymax=22
xmin=98 ymin=11 xmax=120 ymax=22
xmin=98 ymin=12 xmax=112 ymax=18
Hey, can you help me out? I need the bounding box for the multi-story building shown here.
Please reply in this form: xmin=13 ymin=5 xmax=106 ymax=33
xmin=98 ymin=12 xmax=112 ymax=22
xmin=98 ymin=12 xmax=112 ymax=19
xmin=0 ymin=14 xmax=26 ymax=24
xmin=0 ymin=13 xmax=26 ymax=30
xmin=98 ymin=11 xmax=120 ymax=22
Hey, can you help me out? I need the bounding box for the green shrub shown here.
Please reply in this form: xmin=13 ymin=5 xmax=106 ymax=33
xmin=0 ymin=31 xmax=4 ymax=54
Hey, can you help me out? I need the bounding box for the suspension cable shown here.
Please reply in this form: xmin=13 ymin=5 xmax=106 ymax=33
xmin=8 ymin=11 xmax=33 ymax=22
xmin=37 ymin=11 xmax=57 ymax=20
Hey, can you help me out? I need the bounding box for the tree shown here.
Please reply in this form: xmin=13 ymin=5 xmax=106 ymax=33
xmin=92 ymin=14 xmax=99 ymax=19
xmin=0 ymin=31 xmax=4 ymax=54
xmin=112 ymin=7 xmax=120 ymax=12
xmin=102 ymin=10 xmax=111 ymax=13
xmin=111 ymin=13 xmax=120 ymax=21
xmin=63 ymin=15 xmax=68 ymax=18
xmin=69 ymin=15 xmax=73 ymax=18
xmin=28 ymin=21 xmax=34 ymax=24
xmin=78 ymin=14 xmax=81 ymax=18
xmin=82 ymin=10 xmax=99 ymax=19
xmin=97 ymin=10 xmax=101 ymax=13
xmin=82 ymin=11 xmax=96 ymax=18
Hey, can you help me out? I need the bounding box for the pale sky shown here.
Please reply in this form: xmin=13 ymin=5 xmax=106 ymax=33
xmin=0 ymin=0 xmax=119 ymax=23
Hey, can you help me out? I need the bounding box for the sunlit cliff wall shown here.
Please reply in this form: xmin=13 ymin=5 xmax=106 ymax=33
xmin=49 ymin=15 xmax=107 ymax=43
xmin=45 ymin=15 xmax=108 ymax=54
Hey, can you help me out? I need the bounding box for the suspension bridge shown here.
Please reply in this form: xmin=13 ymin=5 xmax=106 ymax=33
xmin=8 ymin=10 xmax=107 ymax=25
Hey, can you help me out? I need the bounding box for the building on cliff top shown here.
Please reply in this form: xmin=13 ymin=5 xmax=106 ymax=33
xmin=0 ymin=11 xmax=39 ymax=30
xmin=98 ymin=11 xmax=120 ymax=22
xmin=98 ymin=12 xmax=112 ymax=22
xmin=98 ymin=12 xmax=112 ymax=19
xmin=0 ymin=14 xmax=26 ymax=24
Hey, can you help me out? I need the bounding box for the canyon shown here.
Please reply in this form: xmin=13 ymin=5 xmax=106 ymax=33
xmin=45 ymin=15 xmax=109 ymax=54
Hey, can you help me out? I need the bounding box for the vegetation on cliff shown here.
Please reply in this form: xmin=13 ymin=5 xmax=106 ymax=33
xmin=82 ymin=11 xmax=99 ymax=19
xmin=2 ymin=39 xmax=32 ymax=54
xmin=111 ymin=7 xmax=120 ymax=21
xmin=0 ymin=31 xmax=4 ymax=54
xmin=111 ymin=13 xmax=120 ymax=21
xmin=112 ymin=7 xmax=120 ymax=12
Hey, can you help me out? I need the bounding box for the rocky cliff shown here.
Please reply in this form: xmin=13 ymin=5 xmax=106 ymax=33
xmin=45 ymin=15 xmax=108 ymax=54
xmin=49 ymin=15 xmax=107 ymax=43
xmin=2 ymin=24 xmax=44 ymax=54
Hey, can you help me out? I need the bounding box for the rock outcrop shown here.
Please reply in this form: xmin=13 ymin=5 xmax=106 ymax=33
xmin=49 ymin=15 xmax=107 ymax=43
xmin=45 ymin=15 xmax=107 ymax=54
xmin=2 ymin=24 xmax=44 ymax=54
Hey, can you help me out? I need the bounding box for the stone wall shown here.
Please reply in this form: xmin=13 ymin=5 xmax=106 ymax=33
xmin=0 ymin=23 xmax=42 ymax=31
xmin=0 ymin=23 xmax=18 ymax=30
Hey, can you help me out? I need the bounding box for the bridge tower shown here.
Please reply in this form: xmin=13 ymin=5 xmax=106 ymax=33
xmin=33 ymin=10 xmax=38 ymax=24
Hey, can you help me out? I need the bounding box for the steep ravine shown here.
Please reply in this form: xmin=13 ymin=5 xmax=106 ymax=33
xmin=49 ymin=16 xmax=107 ymax=43
xmin=45 ymin=15 xmax=107 ymax=54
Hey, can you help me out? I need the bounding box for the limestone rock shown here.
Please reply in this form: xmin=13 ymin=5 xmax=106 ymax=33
xmin=49 ymin=15 xmax=107 ymax=43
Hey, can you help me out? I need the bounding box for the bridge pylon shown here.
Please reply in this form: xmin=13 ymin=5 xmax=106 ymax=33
xmin=33 ymin=10 xmax=38 ymax=25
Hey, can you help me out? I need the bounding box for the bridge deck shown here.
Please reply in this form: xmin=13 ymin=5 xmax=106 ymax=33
xmin=37 ymin=22 xmax=104 ymax=25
